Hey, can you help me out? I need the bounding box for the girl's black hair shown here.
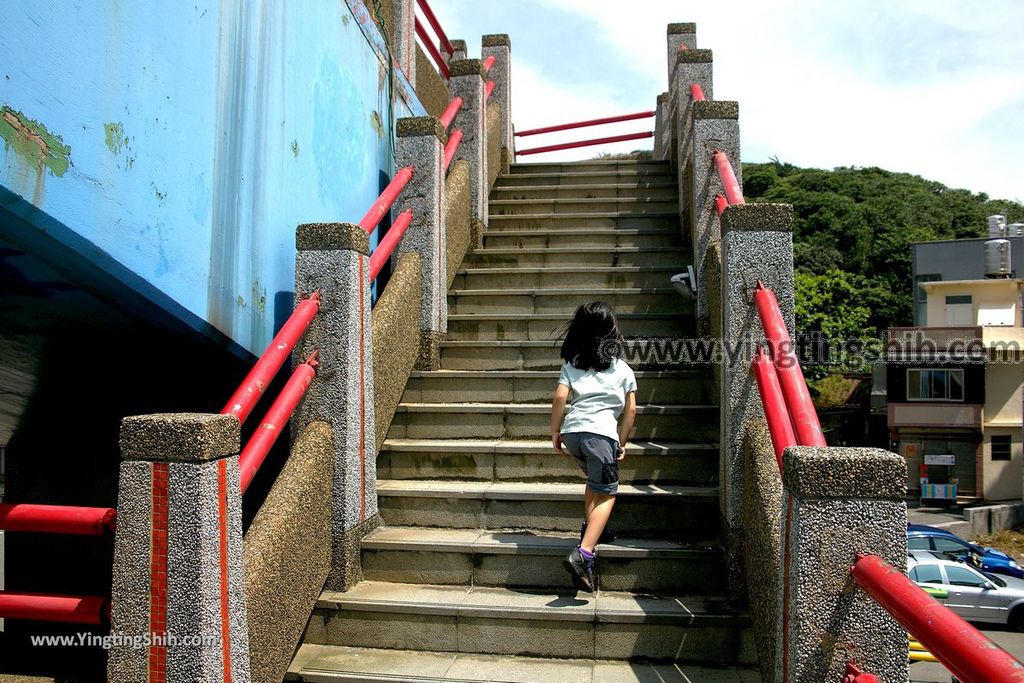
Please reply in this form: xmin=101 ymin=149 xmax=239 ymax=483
xmin=559 ymin=301 xmax=624 ymax=371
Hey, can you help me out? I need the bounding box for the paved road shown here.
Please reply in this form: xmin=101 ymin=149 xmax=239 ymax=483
xmin=908 ymin=625 xmax=1024 ymax=681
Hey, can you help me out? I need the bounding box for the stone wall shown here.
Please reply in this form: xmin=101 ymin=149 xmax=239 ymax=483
xmin=415 ymin=45 xmax=448 ymax=119
xmin=446 ymin=159 xmax=472 ymax=285
xmin=486 ymin=101 xmax=501 ymax=190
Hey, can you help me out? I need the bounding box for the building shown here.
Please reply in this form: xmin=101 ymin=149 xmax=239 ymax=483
xmin=888 ymin=216 xmax=1024 ymax=502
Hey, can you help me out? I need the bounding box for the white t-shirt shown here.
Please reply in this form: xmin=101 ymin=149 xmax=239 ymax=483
xmin=557 ymin=357 xmax=638 ymax=442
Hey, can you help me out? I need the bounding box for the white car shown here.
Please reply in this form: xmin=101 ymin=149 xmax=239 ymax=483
xmin=907 ymin=550 xmax=1024 ymax=630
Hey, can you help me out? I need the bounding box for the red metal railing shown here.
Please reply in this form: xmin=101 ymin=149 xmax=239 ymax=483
xmin=691 ymin=84 xmax=706 ymax=101
xmin=414 ymin=17 xmax=450 ymax=79
xmin=714 ymin=194 xmax=728 ymax=216
xmin=514 ymin=110 xmax=656 ymax=157
xmin=415 ymin=0 xmax=454 ymax=56
xmin=359 ymin=166 xmax=415 ymax=233
xmin=515 ymin=111 xmax=655 ymax=137
xmin=443 ymin=129 xmax=464 ymax=171
xmin=714 ymin=150 xmax=744 ymax=207
xmin=853 ymin=554 xmax=1024 ymax=683
xmin=482 ymin=55 xmax=496 ymax=73
xmin=221 ymin=293 xmax=321 ymax=424
xmin=0 ymin=592 xmax=109 ymax=625
xmin=751 ymin=348 xmax=796 ymax=468
xmin=0 ymin=504 xmax=116 ymax=536
xmin=517 ymin=131 xmax=654 ymax=157
xmin=369 ymin=209 xmax=414 ymax=281
xmin=439 ymin=97 xmax=463 ymax=131
xmin=485 ymin=80 xmax=495 ymax=101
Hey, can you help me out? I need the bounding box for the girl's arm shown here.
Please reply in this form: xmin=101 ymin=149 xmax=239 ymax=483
xmin=551 ymin=383 xmax=569 ymax=453
xmin=617 ymin=391 xmax=637 ymax=460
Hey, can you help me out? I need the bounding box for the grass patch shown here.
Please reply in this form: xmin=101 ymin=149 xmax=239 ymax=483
xmin=974 ymin=527 xmax=1024 ymax=563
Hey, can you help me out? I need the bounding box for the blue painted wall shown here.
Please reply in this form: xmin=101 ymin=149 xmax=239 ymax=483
xmin=0 ymin=0 xmax=422 ymax=355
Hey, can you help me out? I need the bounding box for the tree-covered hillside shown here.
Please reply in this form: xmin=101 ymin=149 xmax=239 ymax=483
xmin=742 ymin=161 xmax=1024 ymax=336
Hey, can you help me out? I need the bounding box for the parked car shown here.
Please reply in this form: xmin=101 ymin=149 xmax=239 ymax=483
xmin=907 ymin=523 xmax=1023 ymax=578
xmin=907 ymin=550 xmax=1024 ymax=630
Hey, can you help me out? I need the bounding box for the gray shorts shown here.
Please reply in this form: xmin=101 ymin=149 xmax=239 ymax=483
xmin=561 ymin=431 xmax=619 ymax=495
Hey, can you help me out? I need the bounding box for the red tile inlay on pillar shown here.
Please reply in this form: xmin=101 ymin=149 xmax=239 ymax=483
xmin=217 ymin=459 xmax=232 ymax=683
xmin=148 ymin=463 xmax=169 ymax=683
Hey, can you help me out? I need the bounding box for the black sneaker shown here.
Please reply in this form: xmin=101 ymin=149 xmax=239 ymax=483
xmin=580 ymin=520 xmax=616 ymax=545
xmin=564 ymin=547 xmax=595 ymax=592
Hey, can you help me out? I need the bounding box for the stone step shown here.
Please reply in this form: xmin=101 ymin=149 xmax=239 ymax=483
xmin=490 ymin=198 xmax=679 ymax=216
xmin=495 ymin=171 xmax=675 ymax=187
xmin=377 ymin=438 xmax=718 ymax=485
xmin=387 ymin=403 xmax=718 ymax=441
xmin=491 ymin=182 xmax=679 ymax=201
xmin=375 ymin=480 xmax=719 ymax=538
xmin=303 ymin=582 xmax=752 ymax=663
xmin=402 ymin=370 xmax=711 ymax=404
xmin=509 ymin=160 xmax=671 ymax=175
xmin=463 ymin=247 xmax=691 ymax=269
xmin=486 ymin=213 xmax=678 ymax=231
xmin=453 ymin=265 xmax=685 ymax=290
xmin=288 ymin=643 xmax=762 ymax=682
xmin=446 ymin=288 xmax=688 ymax=315
xmin=446 ymin=312 xmax=693 ymax=341
xmin=481 ymin=230 xmax=681 ymax=250
xmin=360 ymin=527 xmax=725 ymax=594
xmin=437 ymin=340 xmax=702 ymax=372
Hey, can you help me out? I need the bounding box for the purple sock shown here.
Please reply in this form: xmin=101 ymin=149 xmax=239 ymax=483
xmin=579 ymin=547 xmax=595 ymax=560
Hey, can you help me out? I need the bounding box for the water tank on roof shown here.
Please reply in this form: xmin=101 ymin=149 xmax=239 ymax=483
xmin=988 ymin=214 xmax=1008 ymax=238
xmin=1009 ymin=223 xmax=1024 ymax=237
xmin=985 ymin=239 xmax=1011 ymax=278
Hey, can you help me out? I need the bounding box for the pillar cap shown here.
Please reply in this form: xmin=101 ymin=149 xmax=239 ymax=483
xmin=657 ymin=92 xmax=670 ymax=105
xmin=482 ymin=34 xmax=510 ymax=48
xmin=693 ymin=100 xmax=738 ymax=120
xmin=677 ymin=48 xmax=713 ymax=64
xmin=296 ymin=222 xmax=371 ymax=255
xmin=120 ymin=413 xmax=240 ymax=462
xmin=449 ymin=58 xmax=486 ymax=78
xmin=450 ymin=38 xmax=468 ymax=52
xmin=721 ymin=204 xmax=793 ymax=233
xmin=667 ymin=22 xmax=697 ymax=34
xmin=783 ymin=447 xmax=907 ymax=500
xmin=397 ymin=115 xmax=447 ymax=142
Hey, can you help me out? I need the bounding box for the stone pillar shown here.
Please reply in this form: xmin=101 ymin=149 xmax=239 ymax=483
xmin=388 ymin=0 xmax=416 ymax=87
xmin=672 ymin=49 xmax=714 ymax=223
xmin=720 ymin=203 xmax=795 ymax=601
xmin=691 ymin=100 xmax=740 ymax=336
xmin=450 ymin=39 xmax=467 ymax=62
xmin=781 ymin=446 xmax=908 ymax=683
xmin=109 ymin=413 xmax=250 ymax=683
xmin=395 ymin=116 xmax=447 ymax=370
xmin=481 ymin=34 xmax=513 ymax=169
xmin=448 ymin=58 xmax=488 ymax=238
xmin=666 ymin=22 xmax=697 ymax=87
xmin=653 ymin=92 xmax=670 ymax=162
xmin=293 ymin=223 xmax=379 ymax=591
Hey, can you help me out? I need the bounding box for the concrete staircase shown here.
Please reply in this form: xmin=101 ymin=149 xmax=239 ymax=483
xmin=288 ymin=160 xmax=758 ymax=682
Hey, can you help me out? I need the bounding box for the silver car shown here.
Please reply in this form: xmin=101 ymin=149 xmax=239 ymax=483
xmin=907 ymin=550 xmax=1024 ymax=630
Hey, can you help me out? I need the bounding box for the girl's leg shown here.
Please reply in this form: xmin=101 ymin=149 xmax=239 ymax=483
xmin=581 ymin=491 xmax=616 ymax=553
xmin=584 ymin=486 xmax=597 ymax=519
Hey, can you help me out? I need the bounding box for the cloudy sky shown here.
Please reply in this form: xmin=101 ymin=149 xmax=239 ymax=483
xmin=426 ymin=0 xmax=1024 ymax=202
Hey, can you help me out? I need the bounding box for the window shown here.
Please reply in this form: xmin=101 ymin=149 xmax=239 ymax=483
xmin=907 ymin=369 xmax=964 ymax=401
xmin=944 ymin=565 xmax=988 ymax=588
xmin=992 ymin=435 xmax=1012 ymax=461
xmin=910 ymin=564 xmax=944 ymax=584
xmin=932 ymin=537 xmax=970 ymax=553
xmin=916 ymin=274 xmax=941 ymax=303
xmin=908 ymin=537 xmax=931 ymax=551
xmin=945 ymin=295 xmax=974 ymax=326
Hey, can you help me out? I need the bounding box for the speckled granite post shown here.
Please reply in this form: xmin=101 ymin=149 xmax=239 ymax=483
xmin=781 ymin=447 xmax=908 ymax=683
xmin=654 ymin=92 xmax=670 ymax=161
xmin=396 ymin=116 xmax=447 ymax=370
xmin=482 ymin=34 xmax=513 ymax=166
xmin=292 ymin=223 xmax=379 ymax=591
xmin=720 ymin=203 xmax=794 ymax=603
xmin=673 ymin=49 xmax=713 ymax=213
xmin=691 ymin=100 xmax=740 ymax=336
xmin=666 ymin=22 xmax=698 ymax=87
xmin=450 ymin=39 xmax=467 ymax=62
xmin=448 ymin=59 xmax=488 ymax=230
xmin=109 ymin=413 xmax=250 ymax=683
xmin=387 ymin=0 xmax=415 ymax=86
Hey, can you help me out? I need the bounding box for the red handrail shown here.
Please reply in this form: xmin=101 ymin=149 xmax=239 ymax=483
xmin=714 ymin=194 xmax=728 ymax=216
xmin=439 ymin=97 xmax=463 ymax=131
xmin=0 ymin=504 xmax=116 ymax=536
xmin=221 ymin=292 xmax=321 ymax=425
xmin=752 ymin=347 xmax=796 ymax=469
xmin=444 ymin=129 xmax=463 ymax=171
xmin=485 ymin=80 xmax=495 ymax=102
xmin=0 ymin=591 xmax=109 ymax=625
xmin=415 ymin=0 xmax=454 ymax=56
xmin=691 ymin=83 xmax=706 ymax=101
xmin=713 ymin=150 xmax=744 ymax=206
xmin=414 ymin=17 xmax=450 ymax=79
xmin=482 ymin=55 xmax=496 ymax=72
xmin=515 ymin=110 xmax=656 ymax=137
xmin=238 ymin=353 xmax=319 ymax=494
xmin=516 ymin=131 xmax=654 ymax=157
xmin=754 ymin=283 xmax=826 ymax=447
xmin=370 ymin=209 xmax=414 ymax=282
xmin=852 ymin=554 xmax=1024 ymax=683
xmin=358 ymin=166 xmax=415 ymax=233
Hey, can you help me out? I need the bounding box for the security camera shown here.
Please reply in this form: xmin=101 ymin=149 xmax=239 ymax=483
xmin=670 ymin=265 xmax=697 ymax=300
